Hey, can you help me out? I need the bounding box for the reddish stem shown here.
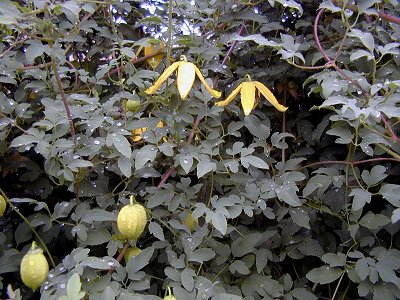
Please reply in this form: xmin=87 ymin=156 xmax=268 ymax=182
xmin=313 ymin=9 xmax=370 ymax=99
xmin=314 ymin=8 xmax=398 ymax=141
xmin=298 ymin=157 xmax=400 ymax=171
xmin=107 ymin=242 xmax=129 ymax=274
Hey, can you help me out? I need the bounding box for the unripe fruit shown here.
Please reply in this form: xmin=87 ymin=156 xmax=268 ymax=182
xmin=184 ymin=212 xmax=198 ymax=232
xmin=164 ymin=286 xmax=176 ymax=300
xmin=125 ymin=99 xmax=141 ymax=112
xmin=117 ymin=196 xmax=147 ymax=240
xmin=124 ymin=247 xmax=142 ymax=263
xmin=0 ymin=195 xmax=6 ymax=217
xmin=20 ymin=241 xmax=49 ymax=290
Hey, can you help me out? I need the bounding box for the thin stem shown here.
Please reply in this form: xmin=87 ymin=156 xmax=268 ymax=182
xmin=51 ymin=60 xmax=77 ymax=145
xmin=0 ymin=189 xmax=56 ymax=268
xmin=107 ymin=243 xmax=129 ymax=274
xmin=297 ymin=157 xmax=400 ymax=171
xmin=281 ymin=83 xmax=287 ymax=163
xmin=331 ymin=271 xmax=346 ymax=300
xmin=166 ymin=0 xmax=173 ymax=68
xmin=213 ymin=24 xmax=245 ymax=87
xmin=157 ymin=167 xmax=175 ymax=188
xmin=314 ymin=9 xmax=370 ymax=99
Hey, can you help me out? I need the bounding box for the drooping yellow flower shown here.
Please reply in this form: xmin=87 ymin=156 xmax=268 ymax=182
xmin=143 ymin=41 xmax=165 ymax=69
xmin=145 ymin=55 xmax=221 ymax=100
xmin=131 ymin=121 xmax=165 ymax=142
xmin=215 ymin=76 xmax=288 ymax=115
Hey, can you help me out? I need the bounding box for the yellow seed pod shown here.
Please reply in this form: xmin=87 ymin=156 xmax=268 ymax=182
xmin=131 ymin=127 xmax=147 ymax=142
xmin=124 ymin=247 xmax=142 ymax=263
xmin=0 ymin=195 xmax=6 ymax=217
xmin=124 ymin=99 xmax=141 ymax=112
xmin=144 ymin=41 xmax=164 ymax=69
xmin=131 ymin=121 xmax=165 ymax=142
xmin=164 ymin=286 xmax=176 ymax=300
xmin=183 ymin=212 xmax=198 ymax=232
xmin=20 ymin=241 xmax=49 ymax=291
xmin=117 ymin=196 xmax=147 ymax=240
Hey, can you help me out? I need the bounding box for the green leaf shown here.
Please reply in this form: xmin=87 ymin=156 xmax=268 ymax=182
xmin=230 ymin=34 xmax=278 ymax=47
xmin=289 ymin=208 xmax=310 ymax=229
xmin=271 ymin=132 xmax=294 ymax=149
xmin=379 ymin=184 xmax=400 ymax=207
xmin=321 ymin=253 xmax=346 ymax=267
xmin=180 ymin=153 xmax=193 ymax=174
xmin=118 ymin=156 xmax=132 ymax=177
xmin=65 ymin=273 xmax=85 ymax=300
xmin=376 ymin=262 xmax=400 ymax=287
xmin=81 ymin=256 xmax=118 ymax=270
xmin=348 ymin=29 xmax=375 ymax=53
xmin=188 ymin=248 xmax=215 ymax=263
xmin=80 ymin=209 xmax=116 ymax=223
xmin=306 ymin=266 xmax=343 ymax=284
xmin=276 ymin=184 xmax=303 ymax=207
xmin=290 ymin=288 xmax=318 ymax=300
xmin=355 ymin=257 xmax=372 ymax=280
xmin=135 ymin=145 xmax=158 ymax=170
xmin=25 ymin=41 xmax=52 ymax=63
xmin=0 ymin=249 xmax=22 ymax=274
xmin=127 ymin=247 xmax=154 ymax=275
xmin=361 ymin=165 xmax=387 ymax=186
xmin=109 ymin=134 xmax=131 ymax=158
xmin=82 ymin=228 xmax=111 ymax=245
xmin=211 ymin=212 xmax=227 ymax=235
xmin=197 ymin=159 xmax=216 ymax=178
xmin=181 ymin=268 xmax=195 ymax=291
xmin=350 ymin=49 xmax=375 ymax=61
xmin=359 ymin=212 xmax=390 ymax=230
xmin=244 ymin=115 xmax=270 ymax=140
xmin=391 ymin=208 xmax=400 ymax=223
xmin=349 ymin=188 xmax=372 ymax=211
xmin=148 ymin=221 xmax=164 ymax=241
xmin=147 ymin=189 xmax=174 ymax=208
xmin=240 ymin=155 xmax=269 ymax=169
xmin=121 ymin=47 xmax=136 ymax=59
xmin=229 ymin=259 xmax=250 ymax=275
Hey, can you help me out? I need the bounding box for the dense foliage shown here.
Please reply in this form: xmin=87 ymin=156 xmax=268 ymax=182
xmin=1 ymin=0 xmax=400 ymax=299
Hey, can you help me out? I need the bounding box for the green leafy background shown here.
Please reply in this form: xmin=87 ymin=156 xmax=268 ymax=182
xmin=1 ymin=0 xmax=400 ymax=299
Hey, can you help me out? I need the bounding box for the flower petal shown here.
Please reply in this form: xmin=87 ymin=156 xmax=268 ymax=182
xmin=177 ymin=62 xmax=196 ymax=99
xmin=254 ymin=81 xmax=288 ymax=112
xmin=194 ymin=66 xmax=222 ymax=98
xmin=240 ymin=82 xmax=256 ymax=115
xmin=131 ymin=127 xmax=147 ymax=142
xmin=145 ymin=62 xmax=180 ymax=94
xmin=214 ymin=83 xmax=243 ymax=107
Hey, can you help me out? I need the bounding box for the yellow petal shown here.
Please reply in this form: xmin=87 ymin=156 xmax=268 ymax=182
xmin=214 ymin=82 xmax=243 ymax=107
xmin=131 ymin=127 xmax=147 ymax=142
xmin=145 ymin=62 xmax=180 ymax=95
xmin=240 ymin=82 xmax=256 ymax=115
xmin=254 ymin=81 xmax=288 ymax=112
xmin=144 ymin=42 xmax=164 ymax=68
xmin=194 ymin=65 xmax=222 ymax=98
xmin=177 ymin=62 xmax=196 ymax=99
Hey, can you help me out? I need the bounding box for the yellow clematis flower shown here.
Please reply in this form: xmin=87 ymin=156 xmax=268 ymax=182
xmin=215 ymin=75 xmax=288 ymax=115
xmin=131 ymin=121 xmax=165 ymax=142
xmin=143 ymin=41 xmax=165 ymax=69
xmin=145 ymin=55 xmax=221 ymax=100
